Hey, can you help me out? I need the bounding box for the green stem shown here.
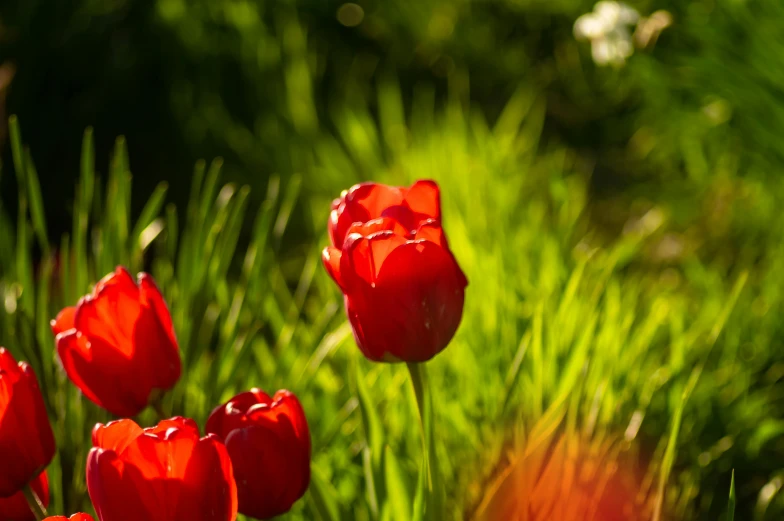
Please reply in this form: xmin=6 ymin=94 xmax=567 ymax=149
xmin=23 ymin=484 xmax=47 ymax=521
xmin=406 ymin=362 xmax=440 ymax=518
xmin=407 ymin=362 xmax=427 ymax=443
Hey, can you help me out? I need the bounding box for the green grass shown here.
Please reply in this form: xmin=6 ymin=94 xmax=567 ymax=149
xmin=1 ymin=78 xmax=784 ymax=521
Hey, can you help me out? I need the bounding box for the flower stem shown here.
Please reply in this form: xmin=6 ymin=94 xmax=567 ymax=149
xmin=406 ymin=362 xmax=440 ymax=519
xmin=22 ymin=484 xmax=47 ymax=521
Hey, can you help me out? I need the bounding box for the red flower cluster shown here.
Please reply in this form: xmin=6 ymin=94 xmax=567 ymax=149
xmin=2 ymin=179 xmax=460 ymax=520
xmin=2 ymin=265 xmax=313 ymax=520
xmin=323 ymin=180 xmax=468 ymax=362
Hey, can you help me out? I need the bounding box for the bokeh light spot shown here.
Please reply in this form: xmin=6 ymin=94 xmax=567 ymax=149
xmin=337 ymin=3 xmax=364 ymax=28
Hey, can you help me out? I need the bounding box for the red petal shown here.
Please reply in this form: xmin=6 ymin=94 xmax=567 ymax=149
xmin=268 ymin=391 xmax=311 ymax=454
xmin=0 ymin=347 xmax=21 ymax=378
xmin=379 ymin=205 xmax=418 ymax=232
xmin=55 ymin=330 xmax=148 ymax=417
xmin=346 ymin=217 xmax=409 ymax=239
xmin=321 ymin=247 xmax=344 ymax=291
xmin=206 ymin=390 xmax=273 ymax=439
xmin=403 ymin=179 xmax=441 ymax=220
xmin=19 ymin=363 xmax=56 ymax=473
xmin=124 ymin=428 xmax=198 ymax=483
xmin=0 ymin=353 xmax=55 ymax=497
xmin=173 ymin=435 xmax=238 ymax=521
xmin=74 ymin=276 xmax=141 ymax=359
xmin=345 ymin=240 xmax=466 ymax=362
xmin=137 ymin=274 xmax=176 ymax=346
xmin=93 ymin=266 xmax=137 ymax=298
xmin=224 ymin=425 xmax=297 ymax=519
xmin=330 ymin=183 xmax=406 ymax=247
xmin=50 ymin=307 xmax=77 ymax=337
xmin=144 ymin=417 xmax=199 ymax=441
xmin=87 ymin=448 xmax=159 ymax=521
xmin=341 ymin=232 xmax=407 ymax=287
xmin=92 ymin=419 xmax=143 ymax=453
xmin=345 ymin=183 xmax=405 ymax=220
xmin=137 ymin=275 xmax=181 ymax=390
xmin=414 ymin=220 xmax=448 ymax=248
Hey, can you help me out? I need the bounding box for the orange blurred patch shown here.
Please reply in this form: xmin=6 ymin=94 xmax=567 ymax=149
xmin=472 ymin=433 xmax=656 ymax=521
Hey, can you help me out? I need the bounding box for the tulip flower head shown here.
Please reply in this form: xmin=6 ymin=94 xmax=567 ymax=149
xmin=87 ymin=417 xmax=237 ymax=521
xmin=0 ymin=349 xmax=56 ymax=498
xmin=323 ymin=180 xmax=468 ymax=362
xmin=0 ymin=471 xmax=49 ymax=521
xmin=206 ymin=389 xmax=311 ymax=520
xmin=51 ymin=267 xmax=181 ymax=417
xmin=44 ymin=515 xmax=94 ymax=521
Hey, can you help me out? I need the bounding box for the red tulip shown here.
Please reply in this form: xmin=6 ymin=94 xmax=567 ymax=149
xmin=0 ymin=349 xmax=56 ymax=498
xmin=0 ymin=471 xmax=49 ymax=521
xmin=51 ymin=266 xmax=181 ymax=417
xmin=206 ymin=389 xmax=311 ymax=520
xmin=87 ymin=417 xmax=237 ymax=521
xmin=44 ymin=515 xmax=94 ymax=521
xmin=322 ymin=180 xmax=468 ymax=362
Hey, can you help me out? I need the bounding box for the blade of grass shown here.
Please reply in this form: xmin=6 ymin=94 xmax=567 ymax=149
xmin=727 ymin=469 xmax=735 ymax=521
xmin=384 ymin=445 xmax=412 ymax=521
xmin=23 ymin=150 xmax=50 ymax=254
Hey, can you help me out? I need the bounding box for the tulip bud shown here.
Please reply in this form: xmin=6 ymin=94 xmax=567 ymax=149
xmin=206 ymin=389 xmax=311 ymax=520
xmin=51 ymin=267 xmax=181 ymax=417
xmin=87 ymin=417 xmax=237 ymax=521
xmin=323 ymin=181 xmax=468 ymax=362
xmin=0 ymin=349 xmax=56 ymax=498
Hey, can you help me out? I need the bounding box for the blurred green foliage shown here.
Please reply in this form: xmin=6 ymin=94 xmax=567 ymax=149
xmin=3 ymin=0 xmax=784 ymax=241
xmin=1 ymin=0 xmax=784 ymax=519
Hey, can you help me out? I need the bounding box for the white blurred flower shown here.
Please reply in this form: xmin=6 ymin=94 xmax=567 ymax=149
xmin=574 ymin=1 xmax=640 ymax=66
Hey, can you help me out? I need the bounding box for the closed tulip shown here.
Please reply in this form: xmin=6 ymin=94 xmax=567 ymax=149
xmin=0 ymin=471 xmax=49 ymax=521
xmin=87 ymin=417 xmax=237 ymax=521
xmin=51 ymin=266 xmax=181 ymax=417
xmin=206 ymin=389 xmax=310 ymax=520
xmin=0 ymin=349 xmax=56 ymax=498
xmin=322 ymin=180 xmax=468 ymax=362
xmin=44 ymin=516 xmax=94 ymax=521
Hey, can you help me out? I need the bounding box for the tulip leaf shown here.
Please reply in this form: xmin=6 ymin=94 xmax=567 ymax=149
xmin=355 ymin=362 xmax=385 ymax=466
xmin=363 ymin=446 xmax=380 ymax=518
xmin=308 ymin=466 xmax=341 ymax=521
xmin=411 ymin=457 xmax=426 ymax=521
xmin=384 ymin=445 xmax=412 ymax=521
xmin=354 ymin=359 xmax=385 ymax=515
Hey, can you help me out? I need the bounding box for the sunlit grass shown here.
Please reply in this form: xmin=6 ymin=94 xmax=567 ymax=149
xmin=1 ymin=77 xmax=783 ymax=521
